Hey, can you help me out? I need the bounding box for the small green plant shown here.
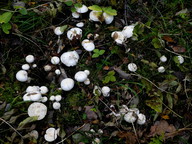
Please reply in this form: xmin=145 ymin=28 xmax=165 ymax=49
xmin=0 ymin=12 xmax=13 ymax=34
xmin=92 ymin=49 xmax=105 ymax=58
xmin=149 ymin=135 xmax=164 ymax=144
xmin=88 ymin=5 xmax=117 ymax=16
xmin=102 ymin=70 xmax=116 ymax=84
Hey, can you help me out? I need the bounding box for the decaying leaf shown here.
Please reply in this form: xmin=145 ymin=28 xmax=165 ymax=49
xmin=162 ymin=36 xmax=175 ymax=43
xmin=170 ymin=45 xmax=186 ymax=53
xmin=84 ymin=106 xmax=98 ymax=120
xmin=117 ymin=131 xmax=137 ymax=144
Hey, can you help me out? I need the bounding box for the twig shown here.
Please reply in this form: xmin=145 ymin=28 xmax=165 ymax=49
xmin=124 ymin=0 xmax=128 ymax=25
xmin=131 ymin=122 xmax=140 ymax=144
xmin=27 ymin=2 xmax=52 ymax=11
xmin=165 ymin=48 xmax=191 ymax=59
xmin=0 ymin=118 xmax=24 ymax=138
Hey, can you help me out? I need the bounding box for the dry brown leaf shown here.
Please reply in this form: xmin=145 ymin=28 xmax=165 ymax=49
xmin=117 ymin=131 xmax=137 ymax=144
xmin=103 ymin=66 xmax=110 ymax=70
xmin=170 ymin=45 xmax=186 ymax=53
xmin=162 ymin=36 xmax=175 ymax=42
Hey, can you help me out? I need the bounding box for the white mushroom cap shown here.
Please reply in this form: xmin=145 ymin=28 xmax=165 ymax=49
xmin=89 ymin=11 xmax=102 ymax=22
xmin=67 ymin=27 xmax=82 ymax=40
xmin=22 ymin=64 xmax=30 ymax=70
xmin=101 ymin=86 xmax=110 ymax=97
xmin=82 ymin=39 xmax=95 ymax=51
xmin=25 ymin=55 xmax=35 ymax=63
xmin=124 ymin=111 xmax=137 ymax=123
xmin=84 ymin=70 xmax=90 ymax=75
xmin=44 ymin=65 xmax=52 ymax=71
xmin=60 ymin=51 xmax=79 ymax=67
xmin=41 ymin=97 xmax=48 ymax=103
xmin=26 ymin=86 xmax=40 ymax=93
xmin=40 ymin=86 xmax=49 ymax=94
xmin=44 ymin=127 xmax=58 ymax=142
xmin=29 ymin=130 xmax=39 ymax=139
xmin=158 ymin=66 xmax=165 ymax=73
xmin=55 ymin=69 xmax=61 ymax=75
xmin=160 ymin=55 xmax=167 ymax=62
xmin=128 ymin=63 xmax=137 ymax=72
xmin=103 ymin=12 xmax=114 ymax=24
xmin=122 ymin=25 xmax=134 ymax=39
xmin=177 ymin=55 xmax=184 ymax=64
xmin=93 ymin=85 xmax=102 ymax=96
xmin=137 ymin=113 xmax=146 ymax=125
xmin=72 ymin=12 xmax=80 ymax=18
xmin=76 ymin=4 xmax=88 ymax=13
xmin=53 ymin=102 xmax=61 ymax=110
xmin=55 ymin=95 xmax=62 ymax=102
xmin=28 ymin=102 xmax=47 ymax=120
xmin=128 ymin=108 xmax=140 ymax=115
xmin=51 ymin=56 xmax=60 ymax=65
xmin=76 ymin=22 xmax=84 ymax=27
xmin=23 ymin=93 xmax=31 ymax=101
xmin=16 ymin=70 xmax=28 ymax=82
xmin=29 ymin=92 xmax=42 ymax=101
xmin=74 ymin=71 xmax=88 ymax=82
xmin=111 ymin=31 xmax=126 ymax=44
xmin=32 ymin=64 xmax=37 ymax=68
xmin=54 ymin=27 xmax=63 ymax=36
xmin=92 ymin=138 xmax=101 ymax=144
xmin=84 ymin=78 xmax=90 ymax=85
xmin=49 ymin=95 xmax=55 ymax=101
xmin=60 ymin=78 xmax=75 ymax=91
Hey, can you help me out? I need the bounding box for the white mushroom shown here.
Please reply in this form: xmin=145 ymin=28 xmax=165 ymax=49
xmin=60 ymin=78 xmax=75 ymax=91
xmin=60 ymin=51 xmax=79 ymax=67
xmin=137 ymin=113 xmax=146 ymax=125
xmin=103 ymin=12 xmax=114 ymax=24
xmin=23 ymin=93 xmax=31 ymax=101
xmin=51 ymin=56 xmax=60 ymax=65
xmin=22 ymin=64 xmax=30 ymax=70
xmin=111 ymin=31 xmax=125 ymax=44
xmin=29 ymin=130 xmax=39 ymax=139
xmin=84 ymin=70 xmax=90 ymax=75
xmin=128 ymin=63 xmax=137 ymax=72
xmin=177 ymin=55 xmax=184 ymax=64
xmin=74 ymin=71 xmax=88 ymax=82
xmin=16 ymin=70 xmax=28 ymax=82
xmin=55 ymin=69 xmax=61 ymax=75
xmin=44 ymin=127 xmax=58 ymax=142
xmin=160 ymin=55 xmax=167 ymax=62
xmin=158 ymin=66 xmax=165 ymax=73
xmin=26 ymin=86 xmax=39 ymax=93
xmin=101 ymin=86 xmax=110 ymax=97
xmin=67 ymin=27 xmax=82 ymax=40
xmin=72 ymin=12 xmax=80 ymax=18
xmin=54 ymin=27 xmax=63 ymax=36
xmin=25 ymin=55 xmax=35 ymax=63
xmin=124 ymin=111 xmax=137 ymax=123
xmin=49 ymin=95 xmax=55 ymax=101
xmin=28 ymin=102 xmax=47 ymax=120
xmin=128 ymin=108 xmax=140 ymax=115
xmin=29 ymin=92 xmax=42 ymax=101
xmin=81 ymin=39 xmax=95 ymax=51
xmin=122 ymin=25 xmax=134 ymax=39
xmin=55 ymin=95 xmax=62 ymax=102
xmin=92 ymin=138 xmax=101 ymax=144
xmin=44 ymin=65 xmax=52 ymax=71
xmin=32 ymin=64 xmax=37 ymax=68
xmin=53 ymin=102 xmax=61 ymax=110
xmin=89 ymin=10 xmax=101 ymax=22
xmin=76 ymin=4 xmax=88 ymax=13
xmin=84 ymin=78 xmax=90 ymax=85
xmin=93 ymin=85 xmax=101 ymax=96
xmin=41 ymin=97 xmax=48 ymax=103
xmin=40 ymin=86 xmax=48 ymax=94
xmin=76 ymin=22 xmax=84 ymax=27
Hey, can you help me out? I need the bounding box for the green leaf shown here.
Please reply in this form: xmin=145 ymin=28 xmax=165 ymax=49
xmin=93 ymin=49 xmax=99 ymax=53
xmin=2 ymin=23 xmax=11 ymax=34
xmin=166 ymin=94 xmax=173 ymax=109
xmin=74 ymin=3 xmax=82 ymax=8
xmin=0 ymin=12 xmax=13 ymax=24
xmin=19 ymin=116 xmax=38 ymax=127
xmin=145 ymin=95 xmax=163 ymax=113
xmin=60 ymin=25 xmax=68 ymax=32
xmin=64 ymin=1 xmax=73 ymax=6
xmin=19 ymin=8 xmax=28 ymax=15
xmin=71 ymin=7 xmax=76 ymax=13
xmin=99 ymin=50 xmax=105 ymax=55
xmin=151 ymin=38 xmax=164 ymax=48
xmin=92 ymin=53 xmax=99 ymax=58
xmin=110 ymin=76 xmax=116 ymax=82
xmin=108 ymin=70 xmax=115 ymax=76
xmin=103 ymin=76 xmax=110 ymax=84
xmin=88 ymin=5 xmax=102 ymax=11
xmin=102 ymin=7 xmax=117 ymax=16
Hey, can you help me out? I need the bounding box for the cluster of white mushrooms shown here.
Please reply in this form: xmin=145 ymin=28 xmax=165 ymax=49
xmin=93 ymin=85 xmax=111 ymax=97
xmin=49 ymin=95 xmax=62 ymax=110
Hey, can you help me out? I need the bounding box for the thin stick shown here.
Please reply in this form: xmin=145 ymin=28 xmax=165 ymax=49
xmin=0 ymin=118 xmax=23 ymax=138
xmin=165 ymin=48 xmax=191 ymax=59
xmin=131 ymin=122 xmax=140 ymax=144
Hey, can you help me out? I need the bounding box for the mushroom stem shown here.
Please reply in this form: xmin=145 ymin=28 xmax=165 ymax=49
xmin=57 ymin=37 xmax=63 ymax=54
xmin=58 ymin=66 xmax=68 ymax=83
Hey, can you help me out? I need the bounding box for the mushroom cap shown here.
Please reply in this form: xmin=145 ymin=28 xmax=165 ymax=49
xmin=41 ymin=96 xmax=48 ymax=103
xmin=32 ymin=64 xmax=37 ymax=68
xmin=111 ymin=31 xmax=125 ymax=44
xmin=25 ymin=55 xmax=35 ymax=63
xmin=82 ymin=39 xmax=95 ymax=51
xmin=22 ymin=64 xmax=30 ymax=70
xmin=67 ymin=27 xmax=82 ymax=40
xmin=55 ymin=69 xmax=61 ymax=75
xmin=44 ymin=65 xmax=52 ymax=71
xmin=53 ymin=102 xmax=61 ymax=110
xmin=128 ymin=108 xmax=140 ymax=115
xmin=55 ymin=95 xmax=62 ymax=102
xmin=16 ymin=70 xmax=28 ymax=82
xmin=160 ymin=55 xmax=167 ymax=62
xmin=103 ymin=12 xmax=114 ymax=24
xmin=84 ymin=78 xmax=90 ymax=85
xmin=128 ymin=63 xmax=137 ymax=72
xmin=84 ymin=70 xmax=90 ymax=75
xmin=60 ymin=78 xmax=75 ymax=91
xmin=177 ymin=55 xmax=184 ymax=64
xmin=44 ymin=128 xmax=58 ymax=142
xmin=124 ymin=111 xmax=137 ymax=123
xmin=101 ymin=86 xmax=110 ymax=97
xmin=76 ymin=4 xmax=88 ymax=13
xmin=40 ymin=86 xmax=49 ymax=94
xmin=54 ymin=27 xmax=63 ymax=36
xmin=28 ymin=102 xmax=47 ymax=120
xmin=158 ymin=66 xmax=165 ymax=73
xmin=89 ymin=11 xmax=101 ymax=22
xmin=49 ymin=95 xmax=55 ymax=101
xmin=23 ymin=93 xmax=31 ymax=101
xmin=74 ymin=71 xmax=88 ymax=82
xmin=26 ymin=86 xmax=40 ymax=93
xmin=122 ymin=25 xmax=134 ymax=39
xmin=60 ymin=51 xmax=79 ymax=67
xmin=76 ymin=22 xmax=84 ymax=27
xmin=137 ymin=113 xmax=146 ymax=125
xmin=51 ymin=56 xmax=60 ymax=65
xmin=27 ymin=92 xmax=42 ymax=101
xmin=72 ymin=12 xmax=80 ymax=18
xmin=29 ymin=130 xmax=39 ymax=139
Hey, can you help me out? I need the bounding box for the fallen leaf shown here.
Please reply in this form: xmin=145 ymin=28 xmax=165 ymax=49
xmin=170 ymin=45 xmax=186 ymax=53
xmin=161 ymin=115 xmax=170 ymax=120
xmin=117 ymin=131 xmax=137 ymax=144
xmin=162 ymin=36 xmax=175 ymax=43
xmin=84 ymin=106 xmax=98 ymax=120
xmin=103 ymin=66 xmax=110 ymax=70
